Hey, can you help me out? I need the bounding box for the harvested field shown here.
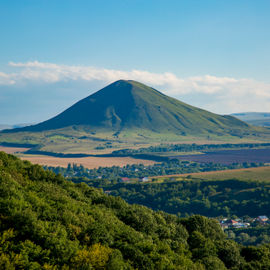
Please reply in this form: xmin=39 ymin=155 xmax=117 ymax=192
xmin=0 ymin=146 xmax=30 ymax=154
xmin=19 ymin=154 xmax=156 ymax=169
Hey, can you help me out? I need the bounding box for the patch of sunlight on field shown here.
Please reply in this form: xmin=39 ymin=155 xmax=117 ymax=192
xmin=149 ymin=166 xmax=270 ymax=183
xmin=19 ymin=154 xmax=156 ymax=169
xmin=186 ymin=166 xmax=270 ymax=182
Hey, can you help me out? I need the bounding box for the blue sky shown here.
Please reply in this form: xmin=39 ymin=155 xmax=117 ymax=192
xmin=1 ymin=0 xmax=270 ymax=124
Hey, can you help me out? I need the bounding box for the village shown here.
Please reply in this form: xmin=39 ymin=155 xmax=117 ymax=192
xmin=219 ymin=215 xmax=269 ymax=229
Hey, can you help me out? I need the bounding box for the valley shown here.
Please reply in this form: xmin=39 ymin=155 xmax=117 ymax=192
xmin=2 ymin=80 xmax=270 ymax=269
xmin=2 ymin=1 xmax=270 ymax=268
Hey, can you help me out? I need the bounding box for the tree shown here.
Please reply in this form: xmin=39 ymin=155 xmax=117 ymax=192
xmin=71 ymin=244 xmax=112 ymax=269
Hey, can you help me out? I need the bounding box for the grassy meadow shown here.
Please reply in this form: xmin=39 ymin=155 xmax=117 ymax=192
xmin=150 ymin=166 xmax=270 ymax=183
xmin=185 ymin=166 xmax=270 ymax=182
xmin=0 ymin=125 xmax=268 ymax=155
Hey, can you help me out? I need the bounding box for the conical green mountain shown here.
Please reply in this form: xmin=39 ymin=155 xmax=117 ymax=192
xmin=11 ymin=80 xmax=252 ymax=137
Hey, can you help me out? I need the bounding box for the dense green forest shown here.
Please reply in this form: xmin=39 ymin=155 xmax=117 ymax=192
xmin=227 ymin=226 xmax=270 ymax=246
xmin=45 ymin=159 xmax=263 ymax=180
xmin=111 ymin=142 xmax=270 ymax=155
xmin=2 ymin=151 xmax=270 ymax=269
xmin=84 ymin=179 xmax=270 ymax=218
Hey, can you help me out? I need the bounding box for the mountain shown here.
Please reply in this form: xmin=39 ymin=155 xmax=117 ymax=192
xmin=232 ymin=112 xmax=270 ymax=127
xmin=1 ymin=80 xmax=268 ymax=153
xmin=1 ymin=151 xmax=269 ymax=269
xmin=5 ymin=80 xmax=255 ymax=136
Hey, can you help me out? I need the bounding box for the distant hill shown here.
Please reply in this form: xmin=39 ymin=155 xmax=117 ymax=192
xmin=0 ymin=123 xmax=34 ymax=131
xmin=1 ymin=80 xmax=269 ymax=152
xmin=3 ymin=80 xmax=258 ymax=136
xmin=0 ymin=124 xmax=12 ymax=131
xmin=232 ymin=112 xmax=270 ymax=127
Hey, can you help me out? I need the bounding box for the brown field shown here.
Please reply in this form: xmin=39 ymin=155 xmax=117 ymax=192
xmin=19 ymin=154 xmax=156 ymax=169
xmin=0 ymin=146 xmax=30 ymax=154
xmin=0 ymin=145 xmax=156 ymax=169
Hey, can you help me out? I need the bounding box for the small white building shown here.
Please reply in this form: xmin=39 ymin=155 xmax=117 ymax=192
xmin=139 ymin=177 xmax=149 ymax=182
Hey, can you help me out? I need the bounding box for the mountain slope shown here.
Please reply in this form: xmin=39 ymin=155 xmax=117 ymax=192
xmin=1 ymin=80 xmax=269 ymax=152
xmin=7 ymin=80 xmax=252 ymax=136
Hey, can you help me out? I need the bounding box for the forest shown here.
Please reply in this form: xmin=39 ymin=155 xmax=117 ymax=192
xmin=45 ymin=159 xmax=263 ymax=180
xmin=1 ymin=151 xmax=270 ymax=269
xmin=227 ymin=225 xmax=270 ymax=246
xmin=96 ymin=179 xmax=270 ymax=218
xmin=111 ymin=142 xmax=270 ymax=155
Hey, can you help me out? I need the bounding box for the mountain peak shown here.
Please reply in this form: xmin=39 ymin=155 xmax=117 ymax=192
xmin=4 ymin=80 xmax=252 ymax=138
xmin=105 ymin=79 xmax=141 ymax=88
xmin=99 ymin=79 xmax=151 ymax=92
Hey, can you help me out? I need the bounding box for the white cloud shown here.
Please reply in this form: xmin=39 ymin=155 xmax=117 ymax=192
xmin=2 ymin=60 xmax=270 ymax=114
xmin=0 ymin=72 xmax=15 ymax=85
xmin=8 ymin=61 xmax=184 ymax=87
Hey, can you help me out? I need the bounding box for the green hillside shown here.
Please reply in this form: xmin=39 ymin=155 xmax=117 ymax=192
xmin=4 ymin=80 xmax=257 ymax=135
xmin=1 ymin=80 xmax=269 ymax=153
xmin=1 ymin=152 xmax=270 ymax=269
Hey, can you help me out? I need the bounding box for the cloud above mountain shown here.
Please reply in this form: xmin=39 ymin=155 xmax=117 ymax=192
xmin=1 ymin=60 xmax=270 ymax=124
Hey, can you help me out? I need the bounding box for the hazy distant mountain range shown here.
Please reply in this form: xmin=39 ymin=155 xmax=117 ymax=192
xmin=0 ymin=123 xmax=33 ymax=131
xmin=232 ymin=112 xmax=270 ymax=127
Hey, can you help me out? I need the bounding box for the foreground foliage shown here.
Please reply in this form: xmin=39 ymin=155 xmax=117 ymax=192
xmin=1 ymin=152 xmax=270 ymax=269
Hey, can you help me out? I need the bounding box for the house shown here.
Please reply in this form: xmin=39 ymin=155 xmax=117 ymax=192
xmin=120 ymin=177 xmax=131 ymax=183
xmin=139 ymin=177 xmax=149 ymax=183
xmin=256 ymin=216 xmax=269 ymax=224
xmin=219 ymin=219 xmax=250 ymax=229
xmin=220 ymin=220 xmax=229 ymax=230
xmin=226 ymin=219 xmax=239 ymax=226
